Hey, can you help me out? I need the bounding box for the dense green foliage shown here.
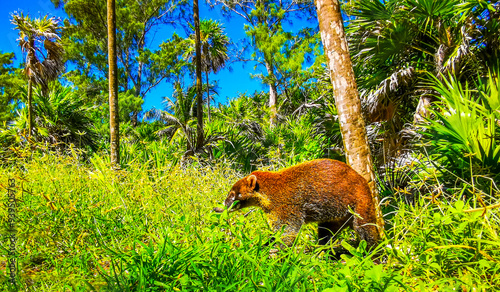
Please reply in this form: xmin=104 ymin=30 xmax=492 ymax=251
xmin=422 ymin=73 xmax=500 ymax=180
xmin=0 ymin=153 xmax=498 ymax=290
xmin=346 ymin=0 xmax=500 ymax=161
xmin=1 ymin=0 xmax=499 ymax=290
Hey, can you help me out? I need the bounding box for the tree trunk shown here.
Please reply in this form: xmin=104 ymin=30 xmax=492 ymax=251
xmin=264 ymin=56 xmax=278 ymax=126
xmin=414 ymin=94 xmax=433 ymax=124
xmin=194 ymin=0 xmax=204 ymax=151
xmin=206 ymin=71 xmax=211 ymax=123
xmin=131 ymin=109 xmax=138 ymax=126
xmin=108 ymin=0 xmax=120 ymax=167
xmin=27 ymin=78 xmax=33 ymax=137
xmin=315 ymin=0 xmax=384 ymax=238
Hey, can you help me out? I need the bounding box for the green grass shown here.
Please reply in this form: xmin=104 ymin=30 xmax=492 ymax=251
xmin=0 ymin=153 xmax=499 ymax=291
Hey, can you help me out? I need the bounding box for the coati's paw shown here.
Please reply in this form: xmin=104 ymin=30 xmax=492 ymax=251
xmin=269 ymin=248 xmax=279 ymax=259
xmin=213 ymin=207 xmax=225 ymax=213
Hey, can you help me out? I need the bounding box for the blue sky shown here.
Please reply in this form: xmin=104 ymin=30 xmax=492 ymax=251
xmin=0 ymin=0 xmax=316 ymax=112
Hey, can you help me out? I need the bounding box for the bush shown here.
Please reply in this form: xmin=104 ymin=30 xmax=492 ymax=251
xmin=421 ymin=71 xmax=500 ymax=185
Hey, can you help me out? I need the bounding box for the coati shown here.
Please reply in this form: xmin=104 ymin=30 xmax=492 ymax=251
xmin=214 ymin=159 xmax=380 ymax=248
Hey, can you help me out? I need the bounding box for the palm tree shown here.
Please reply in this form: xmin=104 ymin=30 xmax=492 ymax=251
xmin=108 ymin=0 xmax=120 ymax=167
xmin=208 ymin=0 xmax=315 ymax=126
xmin=342 ymin=0 xmax=500 ymax=162
xmin=185 ymin=19 xmax=230 ymax=122
xmin=13 ymin=86 xmax=98 ymax=150
xmin=11 ymin=12 xmax=64 ymax=137
xmin=315 ymin=0 xmax=384 ymax=240
xmin=145 ymin=82 xmax=220 ymax=156
xmin=145 ymin=82 xmax=197 ymax=149
xmin=193 ymin=0 xmax=204 ymax=152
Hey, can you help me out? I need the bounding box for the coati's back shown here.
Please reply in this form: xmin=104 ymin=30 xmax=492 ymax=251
xmin=250 ymin=159 xmax=375 ymax=224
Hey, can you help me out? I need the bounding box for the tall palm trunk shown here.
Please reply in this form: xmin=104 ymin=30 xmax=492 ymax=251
xmin=108 ymin=0 xmax=120 ymax=167
xmin=194 ymin=0 xmax=204 ymax=150
xmin=27 ymin=40 xmax=36 ymax=137
xmin=206 ymin=71 xmax=211 ymax=123
xmin=27 ymin=78 xmax=33 ymax=137
xmin=315 ymin=0 xmax=384 ymax=238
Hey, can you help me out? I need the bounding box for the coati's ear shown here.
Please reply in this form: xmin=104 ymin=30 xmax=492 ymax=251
xmin=247 ymin=175 xmax=258 ymax=191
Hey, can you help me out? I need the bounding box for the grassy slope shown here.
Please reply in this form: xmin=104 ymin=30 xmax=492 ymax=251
xmin=0 ymin=154 xmax=499 ymax=291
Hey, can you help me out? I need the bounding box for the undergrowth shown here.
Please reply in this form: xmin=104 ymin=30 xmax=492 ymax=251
xmin=0 ymin=152 xmax=498 ymax=291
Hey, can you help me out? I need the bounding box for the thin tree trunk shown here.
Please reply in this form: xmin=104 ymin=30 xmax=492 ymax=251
xmin=264 ymin=56 xmax=278 ymax=126
xmin=414 ymin=94 xmax=433 ymax=124
xmin=108 ymin=0 xmax=120 ymax=167
xmin=315 ymin=0 xmax=384 ymax=239
xmin=206 ymin=71 xmax=211 ymax=123
xmin=131 ymin=59 xmax=144 ymax=127
xmin=27 ymin=78 xmax=33 ymax=137
xmin=131 ymin=85 xmax=141 ymax=127
xmin=194 ymin=0 xmax=204 ymax=151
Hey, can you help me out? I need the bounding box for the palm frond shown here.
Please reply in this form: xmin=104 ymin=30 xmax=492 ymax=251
xmin=11 ymin=11 xmax=64 ymax=90
xmin=364 ymin=67 xmax=415 ymax=122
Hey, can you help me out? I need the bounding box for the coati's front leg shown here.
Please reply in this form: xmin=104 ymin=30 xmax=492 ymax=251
xmin=267 ymin=211 xmax=304 ymax=247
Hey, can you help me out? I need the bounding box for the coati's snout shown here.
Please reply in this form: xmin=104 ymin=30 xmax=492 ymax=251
xmin=213 ymin=190 xmax=241 ymax=213
xmin=213 ymin=191 xmax=243 ymax=213
xmin=224 ymin=191 xmax=242 ymax=211
xmin=217 ymin=175 xmax=258 ymax=213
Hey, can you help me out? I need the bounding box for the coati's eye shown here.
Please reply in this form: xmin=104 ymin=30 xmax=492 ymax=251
xmin=235 ymin=193 xmax=242 ymax=199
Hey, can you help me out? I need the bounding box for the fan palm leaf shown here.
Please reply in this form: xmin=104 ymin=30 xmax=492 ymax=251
xmin=8 ymin=86 xmax=98 ymax=150
xmin=11 ymin=12 xmax=64 ymax=91
xmin=422 ymin=71 xmax=500 ymax=173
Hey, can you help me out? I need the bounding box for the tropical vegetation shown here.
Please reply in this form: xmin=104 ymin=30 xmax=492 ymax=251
xmin=0 ymin=0 xmax=499 ymax=290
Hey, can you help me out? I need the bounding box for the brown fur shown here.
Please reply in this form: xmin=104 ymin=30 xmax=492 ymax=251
xmin=217 ymin=159 xmax=380 ymax=247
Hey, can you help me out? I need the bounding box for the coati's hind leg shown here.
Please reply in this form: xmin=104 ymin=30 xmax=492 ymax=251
xmin=352 ymin=219 xmax=379 ymax=249
xmin=318 ymin=216 xmax=353 ymax=245
xmin=352 ymin=208 xmax=380 ymax=249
